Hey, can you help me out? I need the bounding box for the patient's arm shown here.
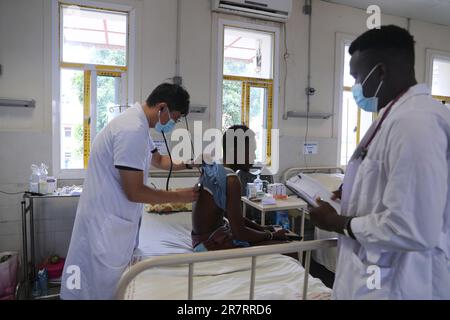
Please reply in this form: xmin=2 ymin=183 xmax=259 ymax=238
xmin=244 ymin=217 xmax=265 ymax=231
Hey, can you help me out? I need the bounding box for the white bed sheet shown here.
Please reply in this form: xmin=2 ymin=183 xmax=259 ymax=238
xmin=127 ymin=211 xmax=331 ymax=300
xmin=125 ymin=254 xmax=331 ymax=300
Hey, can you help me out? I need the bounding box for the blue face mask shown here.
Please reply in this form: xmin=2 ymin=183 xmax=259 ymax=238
xmin=155 ymin=108 xmax=176 ymax=134
xmin=352 ymin=64 xmax=383 ymax=113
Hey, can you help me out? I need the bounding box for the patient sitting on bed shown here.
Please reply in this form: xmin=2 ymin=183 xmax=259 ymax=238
xmin=192 ymin=125 xmax=289 ymax=252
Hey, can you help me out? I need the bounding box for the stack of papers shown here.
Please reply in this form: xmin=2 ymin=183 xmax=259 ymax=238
xmin=261 ymin=194 xmax=276 ymax=205
xmin=286 ymin=174 xmax=340 ymax=211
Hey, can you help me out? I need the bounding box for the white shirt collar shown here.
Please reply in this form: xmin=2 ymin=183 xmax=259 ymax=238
xmin=393 ymin=83 xmax=430 ymax=107
xmin=134 ymin=102 xmax=150 ymax=127
xmin=378 ymin=83 xmax=431 ymax=118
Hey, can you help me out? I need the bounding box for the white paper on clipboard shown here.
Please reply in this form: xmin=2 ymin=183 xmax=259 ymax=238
xmin=286 ymin=173 xmax=341 ymax=212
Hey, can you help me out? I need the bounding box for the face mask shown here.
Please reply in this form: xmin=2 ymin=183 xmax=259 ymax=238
xmin=352 ymin=64 xmax=383 ymax=113
xmin=155 ymin=108 xmax=176 ymax=134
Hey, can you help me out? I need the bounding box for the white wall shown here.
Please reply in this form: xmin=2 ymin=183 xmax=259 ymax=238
xmin=1 ymin=0 xmax=450 ymax=258
xmin=412 ymin=19 xmax=450 ymax=84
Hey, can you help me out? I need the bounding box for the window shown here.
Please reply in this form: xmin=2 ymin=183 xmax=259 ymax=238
xmin=218 ymin=23 xmax=278 ymax=165
xmin=429 ymin=52 xmax=450 ymax=107
xmin=339 ymin=42 xmax=375 ymax=166
xmin=56 ymin=3 xmax=130 ymax=172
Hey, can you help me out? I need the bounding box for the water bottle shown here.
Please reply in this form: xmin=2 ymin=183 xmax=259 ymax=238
xmin=254 ymin=174 xmax=263 ymax=192
xmin=37 ymin=268 xmax=48 ymax=296
xmin=39 ymin=163 xmax=49 ymax=194
xmin=29 ymin=164 xmax=40 ymax=193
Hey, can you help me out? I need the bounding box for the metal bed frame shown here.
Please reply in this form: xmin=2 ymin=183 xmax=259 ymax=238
xmin=115 ymin=239 xmax=337 ymax=300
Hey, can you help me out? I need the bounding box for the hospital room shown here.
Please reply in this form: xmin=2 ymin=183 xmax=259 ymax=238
xmin=1 ymin=0 xmax=450 ymax=305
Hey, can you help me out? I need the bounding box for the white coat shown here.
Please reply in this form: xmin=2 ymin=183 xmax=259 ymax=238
xmin=60 ymin=103 xmax=155 ymax=300
xmin=334 ymin=84 xmax=450 ymax=299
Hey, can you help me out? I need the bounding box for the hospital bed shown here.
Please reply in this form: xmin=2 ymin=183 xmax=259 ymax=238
xmin=116 ymin=210 xmax=337 ymax=300
xmin=281 ymin=167 xmax=344 ymax=273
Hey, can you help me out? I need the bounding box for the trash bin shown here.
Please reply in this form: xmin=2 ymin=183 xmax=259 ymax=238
xmin=0 ymin=251 xmax=19 ymax=300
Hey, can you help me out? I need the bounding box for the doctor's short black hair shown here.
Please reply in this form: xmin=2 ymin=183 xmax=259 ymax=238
xmin=349 ymin=25 xmax=416 ymax=68
xmin=146 ymin=83 xmax=190 ymax=116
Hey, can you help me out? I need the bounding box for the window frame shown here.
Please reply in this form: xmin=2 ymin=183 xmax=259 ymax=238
xmin=52 ymin=0 xmax=136 ymax=179
xmin=334 ymin=33 xmax=377 ymax=167
xmin=425 ymin=48 xmax=450 ymax=105
xmin=223 ymin=75 xmax=274 ymax=162
xmin=334 ymin=33 xmax=356 ymax=167
xmin=216 ymin=19 xmax=280 ymax=167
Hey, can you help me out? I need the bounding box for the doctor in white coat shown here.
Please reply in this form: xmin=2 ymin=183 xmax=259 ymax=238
xmin=309 ymin=25 xmax=450 ymax=299
xmin=60 ymin=83 xmax=199 ymax=300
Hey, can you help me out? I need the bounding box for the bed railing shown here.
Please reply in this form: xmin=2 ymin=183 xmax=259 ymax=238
xmin=115 ymin=239 xmax=338 ymax=300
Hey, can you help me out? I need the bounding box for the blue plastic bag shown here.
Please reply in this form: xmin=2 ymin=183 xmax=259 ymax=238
xmin=275 ymin=211 xmax=290 ymax=230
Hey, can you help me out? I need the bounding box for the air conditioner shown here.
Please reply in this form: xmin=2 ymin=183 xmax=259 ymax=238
xmin=211 ymin=0 xmax=293 ymax=22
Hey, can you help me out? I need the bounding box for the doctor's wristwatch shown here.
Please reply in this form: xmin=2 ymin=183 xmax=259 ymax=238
xmin=343 ymin=217 xmax=356 ymax=240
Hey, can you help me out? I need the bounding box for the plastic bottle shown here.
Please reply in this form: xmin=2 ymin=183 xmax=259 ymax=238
xmin=39 ymin=179 xmax=48 ymax=194
xmin=47 ymin=177 xmax=57 ymax=194
xmin=38 ymin=163 xmax=49 ymax=194
xmin=29 ymin=165 xmax=40 ymax=193
xmin=37 ymin=268 xmax=48 ymax=296
xmin=40 ymin=163 xmax=48 ymax=181
xmin=254 ymin=174 xmax=263 ymax=192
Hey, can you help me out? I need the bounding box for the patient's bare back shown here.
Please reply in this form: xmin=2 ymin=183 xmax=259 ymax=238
xmin=192 ymin=189 xmax=225 ymax=235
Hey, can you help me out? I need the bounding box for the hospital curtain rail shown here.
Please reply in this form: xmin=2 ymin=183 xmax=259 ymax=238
xmin=115 ymin=239 xmax=337 ymax=300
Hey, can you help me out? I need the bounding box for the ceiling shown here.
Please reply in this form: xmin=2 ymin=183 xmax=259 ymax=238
xmin=323 ymin=0 xmax=450 ymax=27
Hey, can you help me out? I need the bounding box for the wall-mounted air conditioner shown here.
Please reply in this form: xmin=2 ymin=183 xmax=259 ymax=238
xmin=211 ymin=0 xmax=293 ymax=22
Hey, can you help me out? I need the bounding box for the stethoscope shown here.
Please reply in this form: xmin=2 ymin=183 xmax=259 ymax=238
xmin=160 ymin=113 xmax=202 ymax=191
xmin=357 ymin=89 xmax=408 ymax=160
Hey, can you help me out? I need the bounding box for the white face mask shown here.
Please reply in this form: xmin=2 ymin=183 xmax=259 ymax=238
xmin=155 ymin=107 xmax=176 ymax=134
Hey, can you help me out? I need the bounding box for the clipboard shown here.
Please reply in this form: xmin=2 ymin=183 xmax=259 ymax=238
xmin=286 ymin=173 xmax=341 ymax=211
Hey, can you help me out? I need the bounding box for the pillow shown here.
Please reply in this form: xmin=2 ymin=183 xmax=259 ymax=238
xmin=135 ymin=211 xmax=194 ymax=258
